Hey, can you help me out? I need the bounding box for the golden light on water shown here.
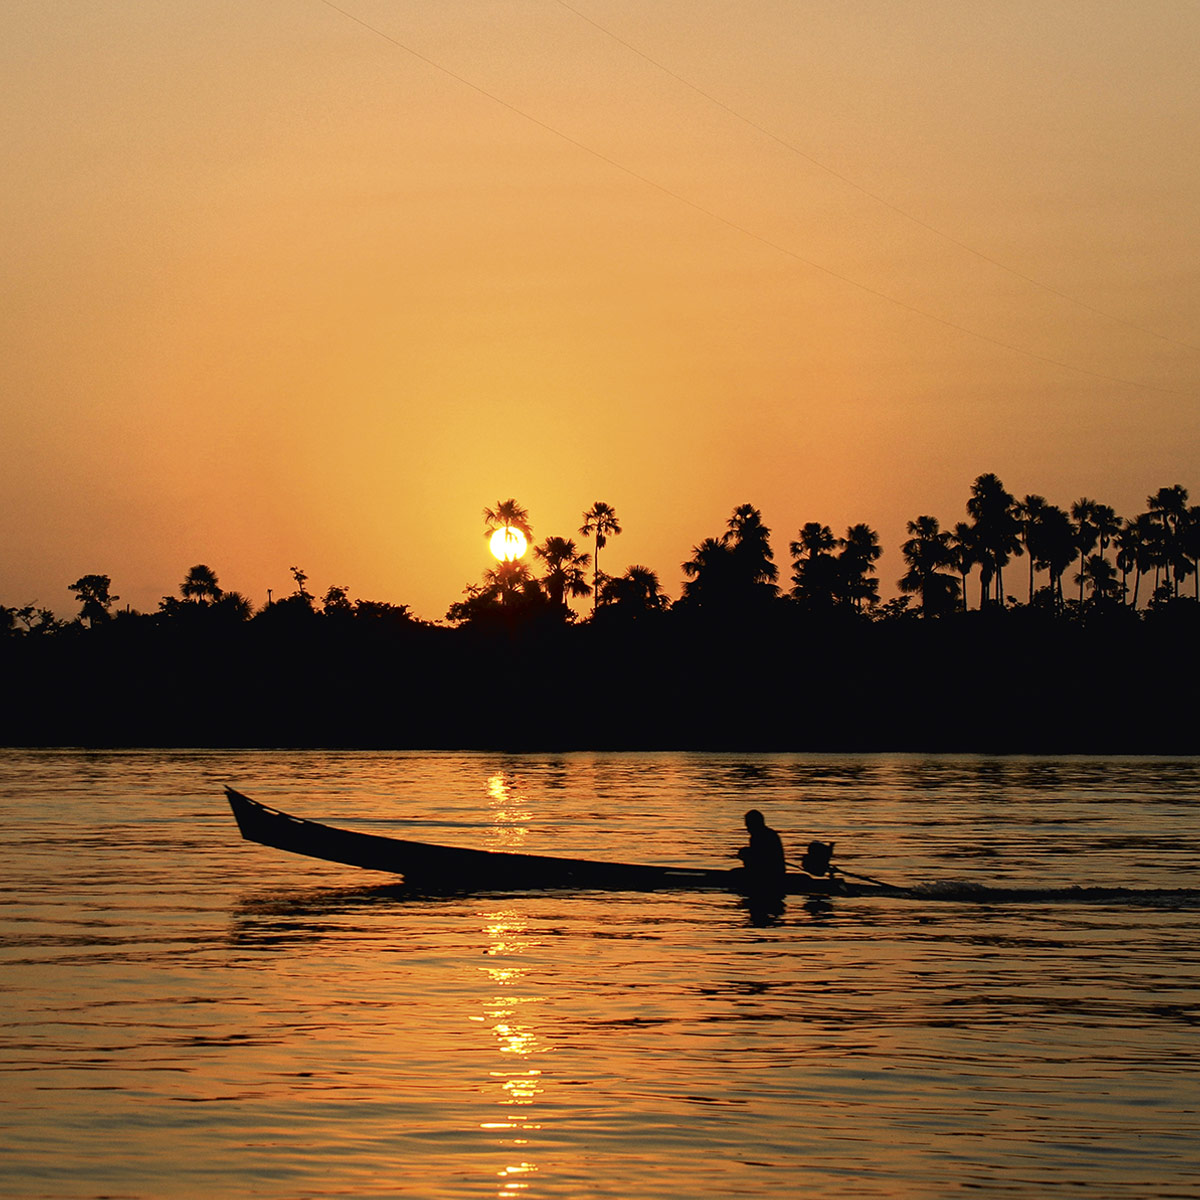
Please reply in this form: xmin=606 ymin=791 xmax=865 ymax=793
xmin=487 ymin=771 xmax=531 ymax=850
xmin=475 ymin=905 xmax=547 ymax=1192
xmin=489 ymin=527 xmax=528 ymax=562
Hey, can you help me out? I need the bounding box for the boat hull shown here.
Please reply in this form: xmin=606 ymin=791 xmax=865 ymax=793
xmin=225 ymin=787 xmax=887 ymax=897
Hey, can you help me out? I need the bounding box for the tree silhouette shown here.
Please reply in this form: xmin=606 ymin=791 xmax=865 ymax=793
xmin=1030 ymin=504 xmax=1076 ymax=610
xmin=947 ymin=522 xmax=979 ymax=611
xmin=354 ymin=598 xmax=412 ymax=624
xmin=67 ymin=574 xmax=118 ymax=626
xmin=727 ymin=504 xmax=779 ymax=598
xmin=1069 ymin=499 xmax=1100 ymax=604
xmin=599 ymin=565 xmax=670 ymax=615
xmin=322 ymin=585 xmax=353 ymax=615
xmin=680 ymin=536 xmax=737 ymax=609
xmin=839 ymin=523 xmax=882 ymax=611
xmin=215 ymin=591 xmax=254 ymax=622
xmin=289 ymin=566 xmax=314 ymax=607
xmin=534 ymin=536 xmax=592 ymax=610
xmin=579 ymin=501 xmax=621 ymax=610
xmin=1093 ymin=504 xmax=1120 ymax=566
xmin=484 ymin=499 xmax=533 ymax=543
xmin=444 ymin=584 xmax=492 ymax=625
xmin=6 ymin=604 xmax=61 ymax=635
xmin=682 ymin=505 xmax=779 ymax=614
xmin=1184 ymin=506 xmax=1200 ymax=600
xmin=967 ymin=474 xmax=1020 ymax=606
xmin=899 ymin=516 xmax=958 ymax=616
xmin=483 ymin=561 xmax=534 ymax=605
xmin=446 ymin=561 xmax=542 ymax=624
xmin=1147 ymin=485 xmax=1192 ymax=598
xmin=1016 ymin=495 xmax=1048 ymax=603
xmin=789 ymin=522 xmax=840 ymax=610
xmin=1116 ymin=515 xmax=1150 ymax=607
xmin=180 ymin=564 xmax=223 ymax=605
xmin=1078 ymin=554 xmax=1124 ymax=607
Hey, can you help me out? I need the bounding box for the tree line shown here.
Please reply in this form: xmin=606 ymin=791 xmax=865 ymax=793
xmin=3 ymin=476 xmax=1197 ymax=639
xmin=669 ymin=477 xmax=1198 ymax=618
xmin=2 ymin=476 xmax=1196 ymax=753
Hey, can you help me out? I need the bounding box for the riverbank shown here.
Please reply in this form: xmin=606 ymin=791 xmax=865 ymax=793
xmin=3 ymin=605 xmax=1195 ymax=752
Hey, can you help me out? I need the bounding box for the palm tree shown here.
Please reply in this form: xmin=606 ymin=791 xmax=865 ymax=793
xmin=484 ymin=499 xmax=533 ymax=543
xmin=1092 ymin=503 xmax=1120 ymax=564
xmin=533 ymin=536 xmax=592 ymax=610
xmin=789 ymin=522 xmax=839 ymax=609
xmin=727 ymin=503 xmax=779 ymax=596
xmin=947 ymin=522 xmax=980 ymax=611
xmin=579 ymin=501 xmax=621 ymax=608
xmin=680 ymin=536 xmax=736 ymax=608
xmin=681 ymin=505 xmax=779 ymax=613
xmin=1147 ymin=485 xmax=1191 ymax=598
xmin=789 ymin=522 xmax=837 ymax=564
xmin=1184 ymin=506 xmax=1200 ymax=600
xmin=839 ymin=523 xmax=882 ymax=611
xmin=967 ymin=473 xmax=1020 ymax=606
xmin=1079 ymin=554 xmax=1123 ymax=607
xmin=482 ymin=560 xmax=534 ymax=605
xmin=1116 ymin=514 xmax=1155 ymax=608
xmin=1069 ymin=499 xmax=1100 ymax=603
xmin=898 ymin=515 xmax=958 ymax=616
xmin=180 ymin=564 xmax=223 ymax=605
xmin=1031 ymin=505 xmax=1076 ymax=611
xmin=1016 ymin=495 xmax=1048 ymax=603
xmin=599 ymin=565 xmax=670 ymax=614
xmin=216 ymin=591 xmax=254 ymax=621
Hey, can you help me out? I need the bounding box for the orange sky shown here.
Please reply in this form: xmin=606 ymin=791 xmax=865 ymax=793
xmin=2 ymin=1 xmax=1196 ymax=621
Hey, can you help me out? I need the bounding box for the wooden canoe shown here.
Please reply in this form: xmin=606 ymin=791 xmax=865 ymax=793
xmin=225 ymin=786 xmax=895 ymax=897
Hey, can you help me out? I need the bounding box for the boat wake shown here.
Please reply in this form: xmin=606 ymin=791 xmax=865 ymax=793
xmin=907 ymin=880 xmax=1200 ymax=908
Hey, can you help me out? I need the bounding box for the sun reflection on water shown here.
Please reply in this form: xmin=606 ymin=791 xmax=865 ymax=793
xmin=486 ymin=772 xmax=532 ymax=850
xmin=497 ymin=1160 xmax=538 ymax=1193
xmin=476 ymin=908 xmax=548 ymax=1192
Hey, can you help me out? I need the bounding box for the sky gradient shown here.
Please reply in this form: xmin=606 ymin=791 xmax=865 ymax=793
xmin=3 ymin=1 xmax=1197 ymax=620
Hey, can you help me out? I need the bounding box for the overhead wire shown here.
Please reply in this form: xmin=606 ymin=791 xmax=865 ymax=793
xmin=318 ymin=0 xmax=1192 ymax=396
xmin=554 ymin=0 xmax=1200 ymax=357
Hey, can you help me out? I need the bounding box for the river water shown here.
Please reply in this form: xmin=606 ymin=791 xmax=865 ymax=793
xmin=2 ymin=749 xmax=1198 ymax=1199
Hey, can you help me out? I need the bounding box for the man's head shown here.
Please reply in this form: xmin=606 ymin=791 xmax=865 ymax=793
xmin=744 ymin=808 xmax=765 ymax=832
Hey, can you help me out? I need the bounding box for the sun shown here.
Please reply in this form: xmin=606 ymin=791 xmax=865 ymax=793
xmin=489 ymin=526 xmax=528 ymax=562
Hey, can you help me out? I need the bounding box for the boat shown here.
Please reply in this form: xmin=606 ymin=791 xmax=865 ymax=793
xmin=225 ymin=786 xmax=903 ymax=897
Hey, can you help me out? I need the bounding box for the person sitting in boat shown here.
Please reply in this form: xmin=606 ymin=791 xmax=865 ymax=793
xmin=737 ymin=809 xmax=786 ymax=893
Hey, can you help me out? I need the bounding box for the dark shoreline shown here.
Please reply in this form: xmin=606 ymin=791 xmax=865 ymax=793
xmin=4 ymin=605 xmax=1196 ymax=754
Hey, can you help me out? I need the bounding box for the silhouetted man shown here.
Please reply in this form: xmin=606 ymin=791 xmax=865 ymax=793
xmin=737 ymin=808 xmax=786 ymax=894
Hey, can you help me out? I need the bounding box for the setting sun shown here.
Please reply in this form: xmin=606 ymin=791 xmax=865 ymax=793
xmin=489 ymin=527 xmax=528 ymax=562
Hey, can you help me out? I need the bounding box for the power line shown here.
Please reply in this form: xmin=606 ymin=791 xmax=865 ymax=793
xmin=318 ymin=0 xmax=1192 ymax=396
xmin=554 ymin=0 xmax=1200 ymax=358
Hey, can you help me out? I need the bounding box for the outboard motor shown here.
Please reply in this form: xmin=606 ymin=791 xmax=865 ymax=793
xmin=801 ymin=840 xmax=836 ymax=877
